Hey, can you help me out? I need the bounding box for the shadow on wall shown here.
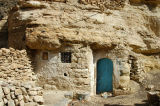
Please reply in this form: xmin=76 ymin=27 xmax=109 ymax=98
xmin=0 ymin=0 xmax=18 ymax=48
xmin=0 ymin=21 xmax=8 ymax=48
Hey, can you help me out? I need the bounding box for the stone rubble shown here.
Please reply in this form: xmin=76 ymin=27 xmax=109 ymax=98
xmin=0 ymin=48 xmax=44 ymax=106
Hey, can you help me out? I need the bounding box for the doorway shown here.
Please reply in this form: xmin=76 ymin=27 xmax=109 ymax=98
xmin=96 ymin=58 xmax=113 ymax=94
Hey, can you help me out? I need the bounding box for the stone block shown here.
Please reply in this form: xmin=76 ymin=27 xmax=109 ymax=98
xmin=33 ymin=96 xmax=44 ymax=104
xmin=3 ymin=87 xmax=10 ymax=95
xmin=0 ymin=101 xmax=4 ymax=106
xmin=119 ymin=76 xmax=130 ymax=88
xmin=29 ymin=87 xmax=42 ymax=91
xmin=11 ymin=92 xmax=16 ymax=99
xmin=10 ymin=86 xmax=15 ymax=92
xmin=0 ymin=86 xmax=4 ymax=101
xmin=18 ymin=95 xmax=24 ymax=101
xmin=14 ymin=99 xmax=19 ymax=106
xmin=43 ymin=84 xmax=57 ymax=90
xmin=24 ymin=95 xmax=29 ymax=103
xmin=113 ymin=89 xmax=131 ymax=96
xmin=19 ymin=100 xmax=24 ymax=106
xmin=3 ymin=98 xmax=8 ymax=105
xmin=24 ymin=102 xmax=37 ymax=106
xmin=28 ymin=91 xmax=37 ymax=96
xmin=23 ymin=84 xmax=32 ymax=89
xmin=28 ymin=96 xmax=33 ymax=102
xmin=8 ymin=100 xmax=15 ymax=106
xmin=21 ymin=87 xmax=27 ymax=95
xmin=64 ymin=91 xmax=73 ymax=99
xmin=15 ymin=89 xmax=22 ymax=95
xmin=6 ymin=94 xmax=11 ymax=100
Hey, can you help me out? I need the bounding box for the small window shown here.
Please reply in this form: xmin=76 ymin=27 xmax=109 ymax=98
xmin=42 ymin=52 xmax=48 ymax=60
xmin=61 ymin=52 xmax=71 ymax=63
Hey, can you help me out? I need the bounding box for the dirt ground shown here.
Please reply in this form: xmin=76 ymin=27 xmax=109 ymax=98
xmin=69 ymin=70 xmax=160 ymax=106
xmin=69 ymin=90 xmax=148 ymax=106
xmin=44 ymin=70 xmax=160 ymax=106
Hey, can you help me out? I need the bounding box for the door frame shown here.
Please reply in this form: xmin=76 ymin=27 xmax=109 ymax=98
xmin=92 ymin=51 xmax=116 ymax=95
xmin=96 ymin=58 xmax=113 ymax=94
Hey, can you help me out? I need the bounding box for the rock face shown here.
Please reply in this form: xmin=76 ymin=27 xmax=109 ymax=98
xmin=7 ymin=0 xmax=160 ymax=95
xmin=130 ymin=0 xmax=160 ymax=4
xmin=0 ymin=0 xmax=18 ymax=48
xmin=8 ymin=0 xmax=160 ymax=54
xmin=0 ymin=48 xmax=44 ymax=106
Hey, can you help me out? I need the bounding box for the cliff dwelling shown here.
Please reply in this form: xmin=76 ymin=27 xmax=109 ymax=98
xmin=0 ymin=0 xmax=160 ymax=105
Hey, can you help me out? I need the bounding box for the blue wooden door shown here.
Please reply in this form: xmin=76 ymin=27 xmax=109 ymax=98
xmin=96 ymin=58 xmax=113 ymax=94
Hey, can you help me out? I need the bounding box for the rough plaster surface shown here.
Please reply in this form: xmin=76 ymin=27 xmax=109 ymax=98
xmin=35 ymin=44 xmax=92 ymax=93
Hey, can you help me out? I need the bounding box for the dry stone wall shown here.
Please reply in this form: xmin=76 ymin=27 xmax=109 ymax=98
xmin=79 ymin=0 xmax=126 ymax=10
xmin=0 ymin=48 xmax=44 ymax=106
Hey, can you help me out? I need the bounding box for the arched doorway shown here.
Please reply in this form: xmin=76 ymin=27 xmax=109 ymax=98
xmin=96 ymin=58 xmax=113 ymax=94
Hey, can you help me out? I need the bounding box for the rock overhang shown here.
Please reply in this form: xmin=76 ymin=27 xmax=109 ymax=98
xmin=8 ymin=0 xmax=160 ymax=54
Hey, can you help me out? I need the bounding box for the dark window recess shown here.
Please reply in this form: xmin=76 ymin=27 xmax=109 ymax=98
xmin=22 ymin=35 xmax=26 ymax=41
xmin=42 ymin=52 xmax=48 ymax=60
xmin=61 ymin=52 xmax=71 ymax=63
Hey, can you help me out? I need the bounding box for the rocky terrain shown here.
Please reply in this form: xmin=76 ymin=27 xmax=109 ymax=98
xmin=0 ymin=48 xmax=44 ymax=106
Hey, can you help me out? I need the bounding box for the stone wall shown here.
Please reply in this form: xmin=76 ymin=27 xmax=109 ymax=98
xmin=35 ymin=43 xmax=135 ymax=95
xmin=129 ymin=54 xmax=160 ymax=83
xmin=0 ymin=48 xmax=44 ymax=106
xmin=79 ymin=0 xmax=126 ymax=10
xmin=35 ymin=44 xmax=93 ymax=94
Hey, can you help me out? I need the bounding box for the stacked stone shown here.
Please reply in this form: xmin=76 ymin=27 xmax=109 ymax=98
xmin=0 ymin=81 xmax=44 ymax=106
xmin=0 ymin=48 xmax=36 ymax=81
xmin=0 ymin=48 xmax=44 ymax=106
xmin=79 ymin=0 xmax=126 ymax=10
xmin=118 ymin=60 xmax=131 ymax=89
xmin=129 ymin=56 xmax=146 ymax=83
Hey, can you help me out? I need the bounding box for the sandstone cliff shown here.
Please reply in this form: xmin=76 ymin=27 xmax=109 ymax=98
xmin=8 ymin=0 xmax=160 ymax=54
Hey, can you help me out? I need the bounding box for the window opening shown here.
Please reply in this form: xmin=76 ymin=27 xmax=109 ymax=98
xmin=42 ymin=52 xmax=48 ymax=60
xmin=61 ymin=52 xmax=71 ymax=63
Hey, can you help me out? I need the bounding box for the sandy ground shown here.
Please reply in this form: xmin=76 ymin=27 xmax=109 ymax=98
xmin=44 ymin=90 xmax=71 ymax=106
